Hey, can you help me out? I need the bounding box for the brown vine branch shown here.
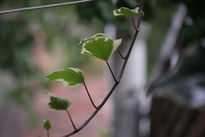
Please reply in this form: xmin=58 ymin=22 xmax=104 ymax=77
xmin=106 ymin=61 xmax=118 ymax=83
xmin=83 ymin=82 xmax=97 ymax=109
xmin=132 ymin=17 xmax=138 ymax=32
xmin=62 ymin=1 xmax=143 ymax=136
xmin=63 ymin=14 xmax=142 ymax=136
xmin=117 ymin=49 xmax=126 ymax=59
xmin=118 ymin=31 xmax=139 ymax=81
xmin=66 ymin=109 xmax=77 ymax=131
xmin=0 ymin=0 xmax=93 ymax=15
xmin=137 ymin=0 xmax=144 ymax=8
xmin=63 ymin=82 xmax=119 ymax=137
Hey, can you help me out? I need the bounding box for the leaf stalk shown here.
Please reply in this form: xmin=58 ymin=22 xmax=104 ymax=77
xmin=83 ymin=82 xmax=97 ymax=109
xmin=106 ymin=61 xmax=118 ymax=83
xmin=66 ymin=109 xmax=77 ymax=131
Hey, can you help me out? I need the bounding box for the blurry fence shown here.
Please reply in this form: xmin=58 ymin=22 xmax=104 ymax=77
xmin=150 ymin=97 xmax=205 ymax=137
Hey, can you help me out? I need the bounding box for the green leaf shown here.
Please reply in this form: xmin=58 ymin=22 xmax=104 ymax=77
xmin=43 ymin=120 xmax=52 ymax=130
xmin=45 ymin=92 xmax=71 ymax=110
xmin=46 ymin=67 xmax=84 ymax=87
xmin=113 ymin=7 xmax=144 ymax=17
xmin=80 ymin=33 xmax=121 ymax=61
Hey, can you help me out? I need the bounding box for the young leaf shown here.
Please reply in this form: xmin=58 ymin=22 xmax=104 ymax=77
xmin=46 ymin=68 xmax=84 ymax=87
xmin=80 ymin=33 xmax=121 ymax=61
xmin=46 ymin=92 xmax=71 ymax=110
xmin=113 ymin=7 xmax=144 ymax=17
xmin=43 ymin=120 xmax=52 ymax=130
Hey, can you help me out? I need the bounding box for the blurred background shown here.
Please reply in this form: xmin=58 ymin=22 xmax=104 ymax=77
xmin=0 ymin=0 xmax=205 ymax=137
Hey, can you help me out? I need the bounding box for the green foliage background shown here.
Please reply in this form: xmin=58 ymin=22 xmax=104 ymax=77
xmin=0 ymin=0 xmax=205 ymax=131
xmin=0 ymin=0 xmax=103 ymax=127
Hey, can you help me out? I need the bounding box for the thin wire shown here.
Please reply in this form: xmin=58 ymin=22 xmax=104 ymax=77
xmin=0 ymin=0 xmax=93 ymax=15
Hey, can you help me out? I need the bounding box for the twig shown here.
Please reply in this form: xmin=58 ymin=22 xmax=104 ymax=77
xmin=63 ymin=14 xmax=142 ymax=137
xmin=118 ymin=31 xmax=139 ymax=81
xmin=83 ymin=82 xmax=97 ymax=109
xmin=0 ymin=0 xmax=93 ymax=15
xmin=132 ymin=17 xmax=138 ymax=32
xmin=66 ymin=109 xmax=77 ymax=131
xmin=61 ymin=1 xmax=144 ymax=136
xmin=106 ymin=61 xmax=118 ymax=83
xmin=47 ymin=130 xmax=50 ymax=137
xmin=118 ymin=15 xmax=141 ymax=81
xmin=117 ymin=49 xmax=126 ymax=59
xmin=63 ymin=82 xmax=119 ymax=137
xmin=63 ymin=31 xmax=139 ymax=136
xmin=137 ymin=0 xmax=144 ymax=8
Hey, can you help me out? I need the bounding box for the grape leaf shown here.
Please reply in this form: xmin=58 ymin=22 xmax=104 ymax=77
xmin=113 ymin=7 xmax=144 ymax=17
xmin=80 ymin=33 xmax=121 ymax=61
xmin=43 ymin=120 xmax=52 ymax=130
xmin=46 ymin=67 xmax=84 ymax=87
xmin=45 ymin=92 xmax=71 ymax=110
